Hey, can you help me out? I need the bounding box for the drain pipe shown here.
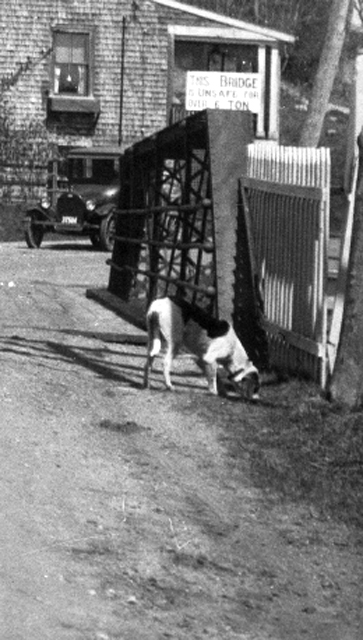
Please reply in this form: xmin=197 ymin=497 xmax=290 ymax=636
xmin=118 ymin=16 xmax=126 ymax=146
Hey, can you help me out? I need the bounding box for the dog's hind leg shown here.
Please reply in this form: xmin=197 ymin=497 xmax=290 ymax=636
xmin=143 ymin=312 xmax=161 ymax=389
xmin=162 ymin=344 xmax=175 ymax=391
xmin=143 ymin=351 xmax=155 ymax=389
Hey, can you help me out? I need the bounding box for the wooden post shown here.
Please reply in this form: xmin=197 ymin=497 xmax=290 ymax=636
xmin=207 ymin=110 xmax=253 ymax=322
xmin=329 ymin=131 xmax=363 ymax=407
xmin=268 ymin=46 xmax=280 ymax=141
xmin=256 ymin=45 xmax=266 ymax=139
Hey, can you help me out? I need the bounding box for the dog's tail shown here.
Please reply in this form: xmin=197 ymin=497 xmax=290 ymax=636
xmin=147 ymin=310 xmax=162 ymax=356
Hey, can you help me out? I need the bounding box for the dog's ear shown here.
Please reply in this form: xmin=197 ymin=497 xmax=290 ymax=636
xmin=236 ymin=371 xmax=260 ymax=401
xmin=231 ymin=365 xmax=260 ymax=401
xmin=232 ymin=364 xmax=258 ymax=383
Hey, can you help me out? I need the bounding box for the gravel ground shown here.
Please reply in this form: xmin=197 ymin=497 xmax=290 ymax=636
xmin=0 ymin=239 xmax=362 ymax=640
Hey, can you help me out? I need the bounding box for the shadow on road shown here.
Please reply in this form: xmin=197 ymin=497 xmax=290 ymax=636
xmin=43 ymin=241 xmax=100 ymax=252
xmin=0 ymin=334 xmax=143 ymax=388
xmin=0 ymin=333 xmax=204 ymax=393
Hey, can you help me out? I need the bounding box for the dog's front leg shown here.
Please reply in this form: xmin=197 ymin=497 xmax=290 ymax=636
xmin=202 ymin=361 xmax=218 ymax=395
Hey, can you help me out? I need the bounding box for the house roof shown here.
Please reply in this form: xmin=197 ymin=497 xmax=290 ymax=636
xmin=153 ymin=0 xmax=295 ymax=44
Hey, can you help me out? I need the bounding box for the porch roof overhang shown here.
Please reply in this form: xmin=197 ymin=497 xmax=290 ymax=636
xmin=168 ymin=25 xmax=277 ymax=45
xmin=153 ymin=0 xmax=295 ymax=44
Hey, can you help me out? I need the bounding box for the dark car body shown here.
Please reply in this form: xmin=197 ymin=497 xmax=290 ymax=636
xmin=24 ymin=147 xmax=122 ymax=251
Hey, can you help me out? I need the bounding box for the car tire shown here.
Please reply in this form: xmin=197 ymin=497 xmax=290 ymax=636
xmin=98 ymin=212 xmax=116 ymax=252
xmin=24 ymin=213 xmax=44 ymax=248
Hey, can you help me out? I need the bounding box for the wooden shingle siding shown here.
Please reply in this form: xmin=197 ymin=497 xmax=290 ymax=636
xmin=2 ymin=0 xmax=275 ymax=152
xmin=0 ymin=0 xmax=291 ymax=199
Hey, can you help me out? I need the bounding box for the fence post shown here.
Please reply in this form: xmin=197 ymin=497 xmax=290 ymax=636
xmin=329 ymin=131 xmax=363 ymax=406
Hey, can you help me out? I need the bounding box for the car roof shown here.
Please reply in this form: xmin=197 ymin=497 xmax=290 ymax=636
xmin=67 ymin=146 xmax=123 ymax=159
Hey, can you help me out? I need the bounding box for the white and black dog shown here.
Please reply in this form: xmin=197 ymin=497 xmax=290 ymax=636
xmin=143 ymin=296 xmax=260 ymax=400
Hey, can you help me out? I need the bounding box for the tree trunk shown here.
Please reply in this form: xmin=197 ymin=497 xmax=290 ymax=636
xmin=329 ymin=132 xmax=363 ymax=407
xmin=299 ymin=0 xmax=351 ymax=147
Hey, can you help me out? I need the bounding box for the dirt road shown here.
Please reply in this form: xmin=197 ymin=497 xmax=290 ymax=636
xmin=0 ymin=239 xmax=361 ymax=640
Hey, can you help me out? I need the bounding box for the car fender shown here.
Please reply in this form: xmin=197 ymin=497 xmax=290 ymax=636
xmin=24 ymin=206 xmax=55 ymax=223
xmin=94 ymin=203 xmax=116 ymax=218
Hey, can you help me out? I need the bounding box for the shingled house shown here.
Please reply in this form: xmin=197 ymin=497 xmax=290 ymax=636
xmin=0 ymin=0 xmax=294 ymax=198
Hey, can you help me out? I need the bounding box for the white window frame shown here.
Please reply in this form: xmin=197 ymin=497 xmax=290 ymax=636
xmin=51 ymin=25 xmax=95 ymax=99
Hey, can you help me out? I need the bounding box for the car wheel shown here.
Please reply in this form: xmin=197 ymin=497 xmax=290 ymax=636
xmin=24 ymin=213 xmax=44 ymax=248
xmin=98 ymin=212 xmax=116 ymax=252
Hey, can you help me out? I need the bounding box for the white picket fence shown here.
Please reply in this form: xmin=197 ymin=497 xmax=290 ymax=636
xmin=242 ymin=142 xmax=331 ymax=387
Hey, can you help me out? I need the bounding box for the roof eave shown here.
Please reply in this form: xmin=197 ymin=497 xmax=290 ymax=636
xmin=152 ymin=0 xmax=295 ymax=44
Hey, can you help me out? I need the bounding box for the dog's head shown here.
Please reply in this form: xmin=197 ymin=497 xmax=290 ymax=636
xmin=228 ymin=365 xmax=260 ymax=401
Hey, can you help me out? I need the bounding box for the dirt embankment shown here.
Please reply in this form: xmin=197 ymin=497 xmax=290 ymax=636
xmin=0 ymin=239 xmax=362 ymax=640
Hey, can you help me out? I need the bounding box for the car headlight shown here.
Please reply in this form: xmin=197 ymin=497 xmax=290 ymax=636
xmin=40 ymin=196 xmax=51 ymax=210
xmin=86 ymin=199 xmax=96 ymax=212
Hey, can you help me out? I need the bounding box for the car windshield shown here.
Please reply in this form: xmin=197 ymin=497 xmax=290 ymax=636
xmin=68 ymin=157 xmax=119 ymax=185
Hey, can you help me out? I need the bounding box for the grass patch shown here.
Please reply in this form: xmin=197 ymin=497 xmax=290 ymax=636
xmin=246 ymin=386 xmax=363 ymax=527
xmin=193 ymin=379 xmax=363 ymax=528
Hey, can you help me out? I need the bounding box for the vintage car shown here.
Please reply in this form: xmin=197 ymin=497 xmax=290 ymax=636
xmin=24 ymin=146 xmax=122 ymax=251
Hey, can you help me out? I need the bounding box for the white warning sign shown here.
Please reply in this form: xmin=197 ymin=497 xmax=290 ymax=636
xmin=185 ymin=71 xmax=262 ymax=113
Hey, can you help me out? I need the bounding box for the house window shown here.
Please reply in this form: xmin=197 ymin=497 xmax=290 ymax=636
xmin=53 ymin=30 xmax=90 ymax=96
